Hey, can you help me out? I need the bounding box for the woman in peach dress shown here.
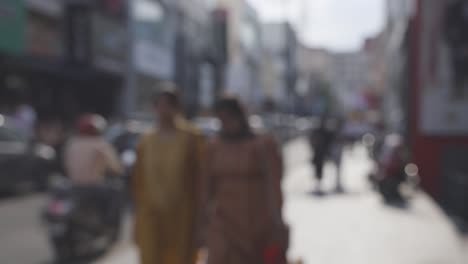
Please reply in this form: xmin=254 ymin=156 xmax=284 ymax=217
xmin=201 ymin=97 xmax=285 ymax=264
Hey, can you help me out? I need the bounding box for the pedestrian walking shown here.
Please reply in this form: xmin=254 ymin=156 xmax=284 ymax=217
xmin=132 ymin=87 xmax=205 ymax=264
xmin=200 ymin=96 xmax=288 ymax=264
xmin=330 ymin=118 xmax=345 ymax=193
xmin=309 ymin=116 xmax=335 ymax=194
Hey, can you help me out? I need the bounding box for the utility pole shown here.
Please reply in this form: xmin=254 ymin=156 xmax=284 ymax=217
xmin=281 ymin=0 xmax=296 ymax=114
xmin=122 ymin=0 xmax=136 ymax=118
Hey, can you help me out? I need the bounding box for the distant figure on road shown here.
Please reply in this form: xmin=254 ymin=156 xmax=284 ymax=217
xmin=201 ymin=96 xmax=287 ymax=264
xmin=132 ymin=87 xmax=204 ymax=264
xmin=330 ymin=118 xmax=345 ymax=193
xmin=309 ymin=116 xmax=339 ymax=194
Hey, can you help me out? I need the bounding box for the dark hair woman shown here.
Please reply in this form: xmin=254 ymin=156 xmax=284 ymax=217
xmin=201 ymin=96 xmax=287 ymax=264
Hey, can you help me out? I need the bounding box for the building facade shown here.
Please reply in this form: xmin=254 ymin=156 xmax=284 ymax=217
xmin=261 ymin=22 xmax=298 ymax=112
xmin=330 ymin=51 xmax=369 ymax=112
xmin=0 ymin=0 xmax=126 ymax=123
xmin=215 ymin=0 xmax=262 ymax=110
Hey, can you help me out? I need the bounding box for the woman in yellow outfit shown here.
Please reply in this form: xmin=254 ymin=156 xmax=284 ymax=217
xmin=132 ymin=88 xmax=204 ymax=264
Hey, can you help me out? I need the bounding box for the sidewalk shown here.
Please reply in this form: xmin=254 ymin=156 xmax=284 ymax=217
xmin=283 ymin=138 xmax=466 ymax=264
xmin=97 ymin=138 xmax=467 ymax=264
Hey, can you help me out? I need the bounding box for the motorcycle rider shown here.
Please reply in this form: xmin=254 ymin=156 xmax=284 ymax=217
xmin=63 ymin=114 xmax=123 ymax=216
xmin=65 ymin=114 xmax=123 ymax=185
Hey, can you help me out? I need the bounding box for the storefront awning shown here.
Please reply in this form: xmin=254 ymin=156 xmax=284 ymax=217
xmin=0 ymin=54 xmax=123 ymax=82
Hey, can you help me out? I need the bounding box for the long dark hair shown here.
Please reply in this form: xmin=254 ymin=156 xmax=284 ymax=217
xmin=214 ymin=96 xmax=253 ymax=140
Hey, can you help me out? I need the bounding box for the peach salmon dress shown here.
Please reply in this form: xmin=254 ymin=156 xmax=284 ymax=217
xmin=203 ymin=135 xmax=283 ymax=264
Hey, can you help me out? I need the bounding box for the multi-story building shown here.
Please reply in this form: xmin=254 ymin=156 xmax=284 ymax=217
xmin=330 ymin=51 xmax=369 ymax=111
xmin=0 ymin=0 xmax=127 ymax=121
xmin=124 ymin=0 xmax=176 ymax=117
xmin=295 ymin=45 xmax=333 ymax=115
xmin=124 ymin=0 xmax=215 ymax=117
xmin=171 ymin=0 xmax=214 ymax=115
xmin=215 ymin=0 xmax=262 ymax=109
xmin=297 ymin=46 xmax=332 ymax=83
xmin=261 ymin=22 xmax=298 ymax=112
xmin=378 ymin=0 xmax=414 ymax=130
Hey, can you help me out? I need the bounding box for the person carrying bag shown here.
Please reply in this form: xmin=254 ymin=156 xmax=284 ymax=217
xmin=259 ymin=136 xmax=290 ymax=264
xmin=201 ymin=96 xmax=289 ymax=264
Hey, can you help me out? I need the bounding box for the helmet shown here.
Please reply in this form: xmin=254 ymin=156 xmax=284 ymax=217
xmin=77 ymin=114 xmax=107 ymax=136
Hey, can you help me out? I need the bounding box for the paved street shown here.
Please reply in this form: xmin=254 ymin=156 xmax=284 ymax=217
xmin=0 ymin=194 xmax=51 ymax=264
xmin=282 ymin=139 xmax=466 ymax=264
xmin=0 ymin=138 xmax=466 ymax=264
xmin=98 ymin=138 xmax=467 ymax=264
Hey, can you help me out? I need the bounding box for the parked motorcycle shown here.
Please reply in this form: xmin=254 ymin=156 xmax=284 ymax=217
xmin=42 ymin=176 xmax=124 ymax=263
xmin=366 ymin=133 xmax=420 ymax=205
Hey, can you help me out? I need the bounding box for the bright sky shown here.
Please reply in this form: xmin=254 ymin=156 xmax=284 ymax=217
xmin=247 ymin=0 xmax=386 ymax=52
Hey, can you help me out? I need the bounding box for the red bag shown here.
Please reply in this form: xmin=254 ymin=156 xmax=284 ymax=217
xmin=259 ymin=136 xmax=289 ymax=264
xmin=264 ymin=244 xmax=286 ymax=264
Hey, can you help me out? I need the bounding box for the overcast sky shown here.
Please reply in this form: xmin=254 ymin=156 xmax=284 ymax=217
xmin=247 ymin=0 xmax=386 ymax=52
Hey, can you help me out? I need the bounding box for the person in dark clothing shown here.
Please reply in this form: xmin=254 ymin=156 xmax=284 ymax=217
xmin=309 ymin=116 xmax=337 ymax=194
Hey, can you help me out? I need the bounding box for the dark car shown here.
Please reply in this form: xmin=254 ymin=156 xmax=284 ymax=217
xmin=0 ymin=121 xmax=56 ymax=193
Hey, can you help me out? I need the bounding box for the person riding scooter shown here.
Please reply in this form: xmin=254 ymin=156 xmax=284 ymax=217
xmin=63 ymin=114 xmax=124 ymax=220
xmin=44 ymin=114 xmax=124 ymax=262
xmin=65 ymin=114 xmax=123 ymax=185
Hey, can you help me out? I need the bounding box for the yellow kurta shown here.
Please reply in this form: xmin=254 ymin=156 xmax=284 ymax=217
xmin=132 ymin=123 xmax=204 ymax=264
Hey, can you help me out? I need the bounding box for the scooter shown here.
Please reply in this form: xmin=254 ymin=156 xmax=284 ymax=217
xmin=43 ymin=176 xmax=124 ymax=263
xmin=366 ymin=133 xmax=420 ymax=205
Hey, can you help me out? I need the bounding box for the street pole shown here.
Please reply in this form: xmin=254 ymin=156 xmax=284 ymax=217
xmin=122 ymin=0 xmax=137 ymax=119
xmin=281 ymin=0 xmax=295 ymax=114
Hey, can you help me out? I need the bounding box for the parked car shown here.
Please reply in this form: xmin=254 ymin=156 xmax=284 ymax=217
xmin=0 ymin=116 xmax=56 ymax=193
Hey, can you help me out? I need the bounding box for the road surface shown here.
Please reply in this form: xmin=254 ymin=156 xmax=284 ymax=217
xmin=0 ymin=194 xmax=51 ymax=264
xmin=0 ymin=138 xmax=466 ymax=264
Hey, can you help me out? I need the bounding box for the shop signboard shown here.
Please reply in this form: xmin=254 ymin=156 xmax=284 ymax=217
xmin=134 ymin=39 xmax=173 ymax=80
xmin=96 ymin=0 xmax=126 ymax=20
xmin=0 ymin=0 xmax=26 ymax=55
xmin=92 ymin=13 xmax=128 ymax=73
xmin=26 ymin=0 xmax=62 ymax=17
xmin=132 ymin=0 xmax=175 ymax=79
xmin=27 ymin=12 xmax=63 ymax=57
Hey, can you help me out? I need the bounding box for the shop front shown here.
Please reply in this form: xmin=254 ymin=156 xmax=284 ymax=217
xmin=410 ymin=0 xmax=468 ymax=222
xmin=127 ymin=0 xmax=176 ymax=117
xmin=0 ymin=0 xmax=126 ymax=124
xmin=0 ymin=55 xmax=121 ymax=123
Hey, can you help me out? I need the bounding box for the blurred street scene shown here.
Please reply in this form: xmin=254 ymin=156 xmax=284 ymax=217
xmin=1 ymin=139 xmax=466 ymax=263
xmin=96 ymin=138 xmax=467 ymax=264
xmin=1 ymin=0 xmax=468 ymax=263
